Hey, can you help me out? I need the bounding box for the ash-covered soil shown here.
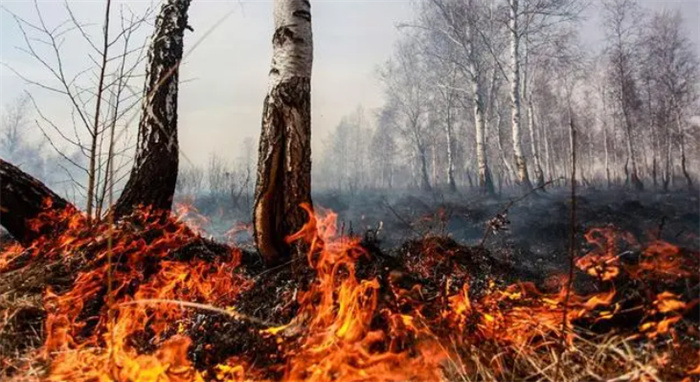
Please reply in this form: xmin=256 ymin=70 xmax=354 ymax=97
xmin=313 ymin=188 xmax=699 ymax=274
xmin=177 ymin=187 xmax=698 ymax=283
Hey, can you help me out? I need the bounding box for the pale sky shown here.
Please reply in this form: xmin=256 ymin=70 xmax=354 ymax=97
xmin=1 ymin=0 xmax=697 ymax=168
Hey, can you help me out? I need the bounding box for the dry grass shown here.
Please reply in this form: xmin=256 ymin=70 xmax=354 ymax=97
xmin=443 ymin=329 xmax=693 ymax=382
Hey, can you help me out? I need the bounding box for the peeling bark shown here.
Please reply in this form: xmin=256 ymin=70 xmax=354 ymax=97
xmin=0 ymin=159 xmax=76 ymax=246
xmin=254 ymin=0 xmax=313 ymax=266
xmin=113 ymin=0 xmax=191 ymax=220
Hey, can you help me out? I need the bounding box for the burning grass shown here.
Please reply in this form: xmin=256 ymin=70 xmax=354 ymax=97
xmin=0 ymin=200 xmax=698 ymax=381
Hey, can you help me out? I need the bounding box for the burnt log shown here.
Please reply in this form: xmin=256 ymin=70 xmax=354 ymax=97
xmin=113 ymin=0 xmax=191 ymax=220
xmin=0 ymin=158 xmax=75 ymax=246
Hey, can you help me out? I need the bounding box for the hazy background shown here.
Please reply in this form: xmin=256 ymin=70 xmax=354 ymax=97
xmin=1 ymin=0 xmax=698 ymax=169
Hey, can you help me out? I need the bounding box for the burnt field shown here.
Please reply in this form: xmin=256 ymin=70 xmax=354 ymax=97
xmin=185 ymin=187 xmax=699 ymax=274
xmin=2 ymin=187 xmax=697 ymax=381
xmin=318 ymin=188 xmax=700 ymax=271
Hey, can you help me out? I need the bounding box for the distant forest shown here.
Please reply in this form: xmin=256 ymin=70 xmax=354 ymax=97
xmin=314 ymin=0 xmax=699 ymax=194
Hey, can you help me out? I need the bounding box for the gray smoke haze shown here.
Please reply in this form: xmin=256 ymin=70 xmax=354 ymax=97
xmin=0 ymin=0 xmax=697 ymax=173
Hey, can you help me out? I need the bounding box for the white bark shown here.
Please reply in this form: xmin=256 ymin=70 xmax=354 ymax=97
xmin=495 ymin=98 xmax=515 ymax=183
xmin=269 ymin=0 xmax=313 ymax=88
xmin=542 ymin=118 xmax=553 ymax=182
xmin=472 ymin=78 xmax=493 ymax=195
xmin=675 ymin=109 xmax=693 ymax=189
xmin=445 ymin=108 xmax=456 ymax=191
xmin=508 ymin=0 xmax=531 ymax=189
xmin=527 ymin=100 xmax=544 ymax=187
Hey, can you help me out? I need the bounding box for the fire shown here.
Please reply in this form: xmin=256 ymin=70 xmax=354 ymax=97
xmin=1 ymin=202 xmax=698 ymax=381
xmin=271 ymin=203 xmax=447 ymax=381
xmin=4 ymin=204 xmax=250 ymax=382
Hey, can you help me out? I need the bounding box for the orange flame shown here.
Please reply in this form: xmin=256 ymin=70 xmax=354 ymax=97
xmin=1 ymin=203 xmax=697 ymax=381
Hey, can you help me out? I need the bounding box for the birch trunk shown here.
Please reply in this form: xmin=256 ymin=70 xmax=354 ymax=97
xmin=445 ymin=109 xmax=456 ymax=192
xmin=663 ymin=126 xmax=672 ymax=192
xmin=622 ymin=109 xmax=643 ymax=190
xmin=651 ymin=121 xmax=658 ymax=189
xmin=114 ymin=0 xmax=191 ymax=220
xmin=417 ymin=138 xmax=432 ymax=191
xmin=603 ymin=117 xmax=611 ymax=189
xmin=508 ymin=0 xmax=531 ymax=190
xmin=253 ymin=0 xmax=313 ymax=266
xmin=542 ymin=115 xmax=554 ymax=182
xmin=676 ymin=110 xmax=693 ymax=190
xmin=473 ymin=89 xmax=494 ymax=195
xmin=495 ymin=103 xmax=515 ymax=183
xmin=601 ymin=91 xmax=611 ymax=189
xmin=431 ymin=144 xmax=438 ymax=186
xmin=527 ymin=100 xmax=544 ymax=187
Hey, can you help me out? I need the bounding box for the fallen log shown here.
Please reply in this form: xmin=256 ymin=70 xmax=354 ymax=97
xmin=0 ymin=158 xmax=76 ymax=246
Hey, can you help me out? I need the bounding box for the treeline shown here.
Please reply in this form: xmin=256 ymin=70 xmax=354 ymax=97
xmin=316 ymin=0 xmax=699 ymax=194
xmin=174 ymin=137 xmax=256 ymax=217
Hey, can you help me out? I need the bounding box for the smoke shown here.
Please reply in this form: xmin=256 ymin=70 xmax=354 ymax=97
xmin=0 ymin=95 xmax=84 ymax=201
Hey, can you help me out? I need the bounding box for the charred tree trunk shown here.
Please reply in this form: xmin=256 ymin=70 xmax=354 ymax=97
xmin=0 ymin=159 xmax=76 ymax=246
xmin=253 ymin=0 xmax=313 ymax=266
xmin=675 ymin=110 xmax=693 ymax=190
xmin=113 ymin=0 xmax=191 ymax=220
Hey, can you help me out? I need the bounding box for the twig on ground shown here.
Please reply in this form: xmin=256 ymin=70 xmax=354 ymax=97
xmin=480 ymin=177 xmax=562 ymax=246
xmin=120 ymin=299 xmax=281 ymax=327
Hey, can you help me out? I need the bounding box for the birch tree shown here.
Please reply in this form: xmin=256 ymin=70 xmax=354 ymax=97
xmin=379 ymin=38 xmax=433 ymax=192
xmin=642 ymin=9 xmax=698 ymax=190
xmin=253 ymin=0 xmax=314 ymax=266
xmin=504 ymin=0 xmax=583 ymax=190
xmin=507 ymin=0 xmax=532 ymax=189
xmin=114 ymin=0 xmax=192 ymax=220
xmin=415 ymin=0 xmax=496 ymax=194
xmin=602 ymin=0 xmax=644 ymax=190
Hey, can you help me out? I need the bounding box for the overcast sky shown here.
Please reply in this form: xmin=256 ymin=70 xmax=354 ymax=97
xmin=1 ymin=0 xmax=698 ymax=168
